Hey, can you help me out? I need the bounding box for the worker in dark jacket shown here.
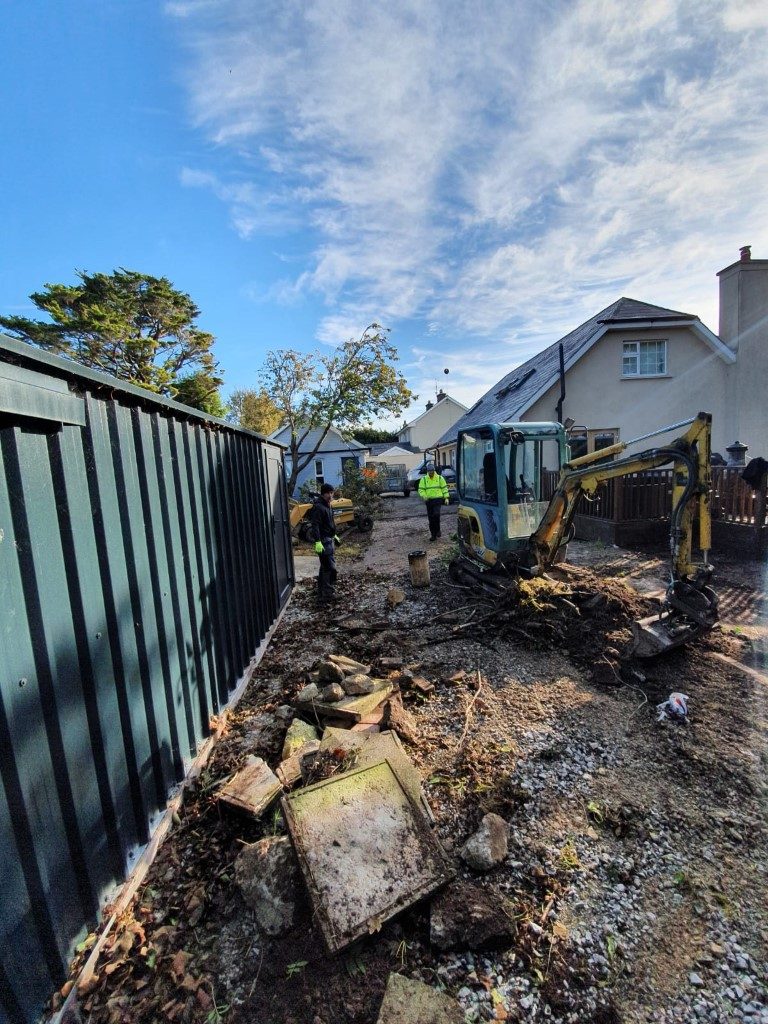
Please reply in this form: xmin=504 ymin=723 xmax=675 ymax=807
xmin=418 ymin=462 xmax=450 ymax=540
xmin=308 ymin=483 xmax=340 ymax=602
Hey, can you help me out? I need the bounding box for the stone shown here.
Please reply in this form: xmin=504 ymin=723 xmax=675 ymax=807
xmin=342 ymin=673 xmax=376 ymax=696
xmin=297 ymin=682 xmax=320 ymax=703
xmin=282 ymin=719 xmax=319 ymax=760
xmin=689 ymin=972 xmax=705 ymax=987
xmin=321 ymin=682 xmax=345 ymax=702
xmin=378 ymin=656 xmax=404 ymax=670
xmin=430 ymin=880 xmax=516 ymax=951
xmin=235 ymin=835 xmax=302 ymax=936
xmin=317 ymin=660 xmax=345 ymax=685
xmin=328 ymin=654 xmax=371 ymax=675
xmin=460 ymin=814 xmax=509 ymax=871
xmin=376 ymin=973 xmax=463 ymax=1024
xmin=387 ymin=588 xmax=406 ymax=608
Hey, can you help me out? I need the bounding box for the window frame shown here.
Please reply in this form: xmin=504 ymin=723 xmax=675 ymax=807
xmin=314 ymin=458 xmax=325 ymax=485
xmin=622 ymin=339 xmax=668 ymax=378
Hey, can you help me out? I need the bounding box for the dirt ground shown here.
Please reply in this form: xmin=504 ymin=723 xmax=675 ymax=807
xmin=58 ymin=496 xmax=768 ymax=1024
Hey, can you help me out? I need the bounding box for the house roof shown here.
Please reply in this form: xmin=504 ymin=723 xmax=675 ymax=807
xmin=400 ymin=393 xmax=468 ymax=433
xmin=369 ymin=441 xmax=418 ymax=456
xmin=271 ymin=424 xmax=368 ymax=453
xmin=436 ymin=296 xmax=735 ymax=446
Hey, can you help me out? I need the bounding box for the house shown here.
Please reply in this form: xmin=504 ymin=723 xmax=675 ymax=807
xmin=365 ymin=440 xmax=423 ymax=473
xmin=271 ymin=424 xmax=369 ymax=494
xmin=436 ymin=247 xmax=768 ymax=466
xmin=397 ymin=391 xmax=468 ymax=458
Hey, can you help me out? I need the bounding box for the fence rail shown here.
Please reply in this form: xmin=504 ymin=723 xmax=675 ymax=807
xmin=0 ymin=336 xmax=293 ymax=1024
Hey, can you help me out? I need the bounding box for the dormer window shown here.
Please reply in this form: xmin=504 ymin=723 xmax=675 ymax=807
xmin=622 ymin=340 xmax=667 ymax=377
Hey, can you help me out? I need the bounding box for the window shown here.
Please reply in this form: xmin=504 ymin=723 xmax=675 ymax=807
xmin=622 ymin=340 xmax=667 ymax=376
xmin=314 ymin=458 xmax=324 ymax=485
xmin=459 ymin=431 xmax=497 ymax=504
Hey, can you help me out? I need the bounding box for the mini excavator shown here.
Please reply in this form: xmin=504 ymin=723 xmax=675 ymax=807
xmin=450 ymin=412 xmax=718 ymax=657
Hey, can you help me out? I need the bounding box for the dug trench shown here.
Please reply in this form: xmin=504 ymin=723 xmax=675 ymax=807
xmin=55 ymin=545 xmax=768 ymax=1024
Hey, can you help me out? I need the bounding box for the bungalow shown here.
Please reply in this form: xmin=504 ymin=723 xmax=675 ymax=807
xmin=271 ymin=424 xmax=369 ymax=495
xmin=436 ymin=247 xmax=768 ymax=466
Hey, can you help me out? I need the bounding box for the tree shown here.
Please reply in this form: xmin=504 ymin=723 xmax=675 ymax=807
xmin=227 ymin=388 xmax=283 ymax=435
xmin=0 ymin=268 xmax=223 ymax=411
xmin=261 ymin=324 xmax=414 ymax=495
xmin=349 ymin=426 xmax=399 ymax=445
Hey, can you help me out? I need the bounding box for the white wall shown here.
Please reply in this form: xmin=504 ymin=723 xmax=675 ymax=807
xmin=524 ymin=326 xmax=732 ymax=456
xmin=399 ymin=397 xmax=467 ymax=450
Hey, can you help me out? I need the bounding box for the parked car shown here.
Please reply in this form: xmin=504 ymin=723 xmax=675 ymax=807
xmin=404 ymin=462 xmax=458 ymax=501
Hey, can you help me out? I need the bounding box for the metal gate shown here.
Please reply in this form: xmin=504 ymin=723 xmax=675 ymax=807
xmin=0 ymin=335 xmax=294 ymax=1024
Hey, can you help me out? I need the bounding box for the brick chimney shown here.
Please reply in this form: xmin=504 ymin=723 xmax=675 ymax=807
xmin=436 ymin=389 xmax=447 ymax=402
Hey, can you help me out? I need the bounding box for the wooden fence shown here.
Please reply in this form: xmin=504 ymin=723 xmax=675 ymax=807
xmin=541 ymin=466 xmax=767 ymax=558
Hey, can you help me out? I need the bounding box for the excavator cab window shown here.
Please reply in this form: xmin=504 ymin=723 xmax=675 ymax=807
xmin=501 ymin=434 xmax=561 ymax=539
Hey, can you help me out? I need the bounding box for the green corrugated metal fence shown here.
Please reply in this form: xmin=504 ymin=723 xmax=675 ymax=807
xmin=0 ymin=335 xmax=293 ymax=1024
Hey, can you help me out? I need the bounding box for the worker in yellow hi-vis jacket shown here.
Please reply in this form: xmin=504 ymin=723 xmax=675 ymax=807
xmin=417 ymin=462 xmax=450 ymax=541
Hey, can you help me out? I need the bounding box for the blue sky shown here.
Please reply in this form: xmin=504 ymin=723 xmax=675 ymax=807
xmin=2 ymin=1 xmax=767 ymax=423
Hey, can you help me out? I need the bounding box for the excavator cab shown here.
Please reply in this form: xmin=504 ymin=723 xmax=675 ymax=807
xmin=456 ymin=422 xmax=568 ymax=568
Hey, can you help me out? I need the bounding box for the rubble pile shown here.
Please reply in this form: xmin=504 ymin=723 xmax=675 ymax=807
xmin=54 ymin=564 xmax=768 ymax=1024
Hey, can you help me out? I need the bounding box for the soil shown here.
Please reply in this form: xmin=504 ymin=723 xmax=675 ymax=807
xmin=55 ymin=500 xmax=768 ymax=1024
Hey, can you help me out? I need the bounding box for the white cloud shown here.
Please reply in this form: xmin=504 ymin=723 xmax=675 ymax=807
xmin=171 ymin=0 xmax=768 ymax=403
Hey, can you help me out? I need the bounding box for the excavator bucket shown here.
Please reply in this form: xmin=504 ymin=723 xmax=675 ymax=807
xmin=630 ymin=611 xmax=695 ymax=657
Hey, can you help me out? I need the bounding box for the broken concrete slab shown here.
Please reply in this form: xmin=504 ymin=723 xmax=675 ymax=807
xmin=234 ymin=835 xmax=303 ymax=936
xmin=376 ymin=973 xmax=463 ymax=1024
xmin=282 ymin=719 xmax=319 ymax=760
xmin=282 ymin=761 xmax=453 ymax=953
xmin=460 ymin=813 xmax=509 ymax=871
xmin=218 ymin=758 xmax=282 ymax=818
xmin=318 ymin=727 xmax=432 ymax=820
xmin=341 ymin=673 xmax=376 ymax=696
xmin=276 ymin=739 xmax=321 ymax=788
xmin=430 ymin=880 xmax=516 ymax=951
xmin=297 ymin=678 xmax=394 ymax=723
xmin=378 ymin=656 xmax=404 ymax=670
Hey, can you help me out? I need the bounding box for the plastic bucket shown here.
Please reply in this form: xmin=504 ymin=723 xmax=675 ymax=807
xmin=408 ymin=549 xmax=431 ymax=588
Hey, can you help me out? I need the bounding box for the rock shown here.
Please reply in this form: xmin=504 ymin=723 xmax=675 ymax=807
xmin=218 ymin=758 xmax=282 ymax=818
xmin=376 ymin=972 xmax=463 ymax=1023
xmin=383 ymin=696 xmax=420 ymax=745
xmin=317 ymin=660 xmax=345 ymax=685
xmin=282 ymin=719 xmax=319 ymax=760
xmin=321 ymin=682 xmax=345 ymax=702
xmin=297 ymin=682 xmax=320 ymax=703
xmin=460 ymin=814 xmax=509 ymax=871
xmin=235 ymin=835 xmax=302 ymax=936
xmin=341 ymin=673 xmax=376 ymax=696
xmin=689 ymin=972 xmax=705 ymax=987
xmin=430 ymin=881 xmax=516 ymax=951
xmin=328 ymin=654 xmax=371 ymax=675
xmin=387 ymin=588 xmax=406 ymax=608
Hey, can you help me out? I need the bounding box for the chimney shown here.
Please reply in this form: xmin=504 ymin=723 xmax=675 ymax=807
xmin=436 ymin=389 xmax=446 ymax=402
xmin=425 ymin=400 xmax=434 ymax=410
xmin=717 ymin=245 xmax=768 ymax=350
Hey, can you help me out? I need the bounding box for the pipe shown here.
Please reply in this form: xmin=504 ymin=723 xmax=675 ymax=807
xmin=555 ymin=342 xmax=566 ymax=423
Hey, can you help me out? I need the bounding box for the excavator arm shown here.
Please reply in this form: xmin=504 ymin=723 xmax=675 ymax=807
xmin=530 ymin=412 xmax=718 ymax=656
